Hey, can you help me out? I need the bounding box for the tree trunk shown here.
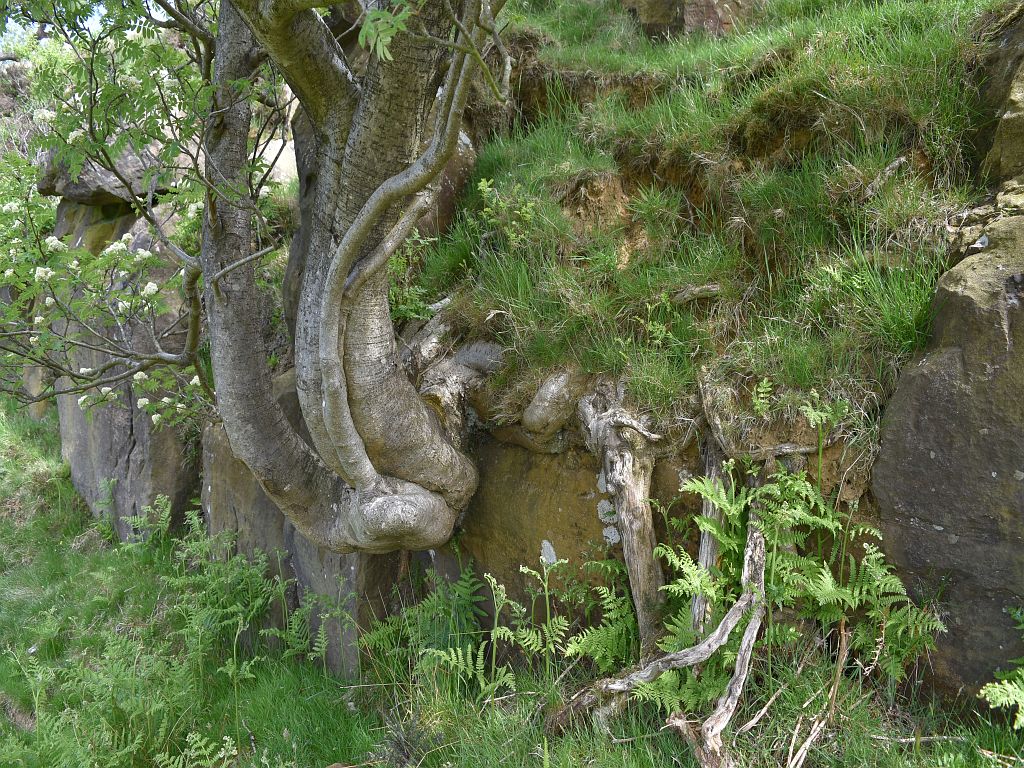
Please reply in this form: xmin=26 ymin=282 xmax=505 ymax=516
xmin=200 ymin=0 xmax=493 ymax=555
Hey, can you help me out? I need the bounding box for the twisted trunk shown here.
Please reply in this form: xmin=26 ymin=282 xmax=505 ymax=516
xmin=200 ymin=0 xmax=489 ymax=555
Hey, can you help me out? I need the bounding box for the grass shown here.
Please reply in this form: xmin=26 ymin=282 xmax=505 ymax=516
xmin=0 ymin=399 xmax=376 ymax=767
xmin=0 ymin=400 xmax=1022 ymax=765
xmin=398 ymin=0 xmax=999 ymax=435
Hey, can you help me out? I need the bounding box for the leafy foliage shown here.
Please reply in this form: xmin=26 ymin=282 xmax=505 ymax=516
xmin=980 ymin=610 xmax=1024 ymax=730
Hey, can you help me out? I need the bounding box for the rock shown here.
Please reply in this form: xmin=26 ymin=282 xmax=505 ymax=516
xmin=621 ymin=0 xmax=745 ymax=37
xmin=434 ymin=432 xmax=698 ymax=606
xmin=58 ymin=365 xmax=197 ymax=540
xmin=52 ymin=200 xmax=199 ymax=538
xmin=979 ymin=5 xmax=1024 ymax=183
xmin=37 ymin=147 xmax=167 ymax=206
xmin=521 ymin=371 xmax=580 ymax=441
xmin=201 ymin=370 xmax=401 ymax=677
xmin=263 ymin=138 xmax=298 ymax=186
xmin=873 ymin=213 xmax=1024 ymax=696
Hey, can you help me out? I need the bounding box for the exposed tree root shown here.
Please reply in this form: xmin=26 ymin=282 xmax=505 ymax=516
xmin=547 ymin=500 xmax=766 ymax=759
xmin=691 ymin=436 xmax=725 ymax=635
xmin=578 ymin=382 xmax=665 ymax=657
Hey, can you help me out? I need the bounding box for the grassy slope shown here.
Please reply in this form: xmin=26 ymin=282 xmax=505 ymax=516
xmin=412 ymin=0 xmax=996 ymax=439
xmin=0 ymin=403 xmax=1021 ymax=766
xmin=0 ymin=401 xmax=377 ymax=767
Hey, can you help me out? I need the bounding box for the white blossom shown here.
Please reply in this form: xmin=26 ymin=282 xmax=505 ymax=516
xmin=32 ymin=108 xmax=55 ymax=123
xmin=151 ymin=413 xmax=162 ymax=425
xmin=33 ymin=315 xmax=44 ymax=325
xmin=43 ymin=236 xmax=66 ymax=253
xmin=67 ymin=128 xmax=85 ymax=142
xmin=69 ymin=260 xmax=79 ymax=270
xmin=123 ymin=75 xmax=142 ymax=90
xmin=78 ymin=395 xmax=89 ymax=407
xmin=133 ymin=371 xmax=149 ymax=382
xmin=121 ymin=232 xmax=134 ymax=244
xmin=44 ymin=296 xmax=55 ymax=307
xmin=102 ymin=241 xmax=128 ymax=257
xmin=79 ymin=367 xmax=94 ymax=375
xmin=136 ymin=397 xmax=150 ymax=408
xmin=100 ymin=387 xmax=112 ymax=396
xmin=28 ymin=335 xmax=38 ymax=344
xmin=34 ymin=266 xmax=54 ymax=280
xmin=3 ymin=268 xmax=13 ymax=278
xmin=160 ymin=396 xmax=173 ymax=405
xmin=175 ymin=403 xmax=186 ymax=411
xmin=2 ymin=202 xmax=18 ymax=213
xmin=189 ymin=375 xmax=200 ymax=386
xmin=141 ymin=281 xmax=159 ymax=297
xmin=133 ymin=248 xmax=152 ymax=262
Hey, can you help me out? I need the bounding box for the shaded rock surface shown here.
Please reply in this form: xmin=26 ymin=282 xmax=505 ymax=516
xmin=434 ymin=431 xmax=698 ymax=607
xmin=52 ymin=200 xmax=199 ymax=538
xmin=873 ymin=214 xmax=1024 ymax=695
xmin=37 ymin=147 xmax=166 ymax=206
xmin=622 ymin=0 xmax=745 ymax=37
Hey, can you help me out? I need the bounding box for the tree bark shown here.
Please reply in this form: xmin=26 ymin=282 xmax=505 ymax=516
xmin=200 ymin=0 xmax=494 ymax=555
xmin=579 ymin=384 xmax=665 ymax=658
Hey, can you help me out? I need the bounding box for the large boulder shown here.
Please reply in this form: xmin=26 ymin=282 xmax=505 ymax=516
xmin=53 ymin=201 xmax=199 ymax=538
xmin=873 ymin=213 xmax=1024 ymax=696
xmin=621 ymin=0 xmax=745 ymax=37
xmin=37 ymin=147 xmax=166 ymax=207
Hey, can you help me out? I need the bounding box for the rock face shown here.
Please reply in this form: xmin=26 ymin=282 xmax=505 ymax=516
xmin=436 ymin=431 xmax=697 ymax=606
xmin=50 ymin=200 xmax=199 ymax=537
xmin=621 ymin=0 xmax=744 ymax=37
xmin=873 ymin=214 xmax=1024 ymax=695
xmin=37 ymin=147 xmax=166 ymax=206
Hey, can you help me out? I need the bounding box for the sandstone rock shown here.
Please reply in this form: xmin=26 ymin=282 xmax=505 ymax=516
xmin=873 ymin=213 xmax=1024 ymax=696
xmin=622 ymin=0 xmax=745 ymax=37
xmin=58 ymin=363 xmax=197 ymax=540
xmin=37 ymin=147 xmax=167 ymax=206
xmin=435 ymin=432 xmax=698 ymax=607
xmin=53 ymin=201 xmax=198 ymax=538
xmin=979 ymin=5 xmax=1024 ymax=183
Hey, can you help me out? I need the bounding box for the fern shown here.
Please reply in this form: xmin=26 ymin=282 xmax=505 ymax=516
xmin=980 ymin=609 xmax=1024 ymax=728
xmin=565 ymin=585 xmax=638 ymax=672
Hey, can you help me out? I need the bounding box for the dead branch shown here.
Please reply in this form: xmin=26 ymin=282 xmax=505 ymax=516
xmin=548 ymin=491 xmax=766 ymax=746
xmin=579 ymin=381 xmax=664 ymax=657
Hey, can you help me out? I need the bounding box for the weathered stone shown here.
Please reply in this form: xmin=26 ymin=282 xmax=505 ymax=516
xmin=873 ymin=213 xmax=1024 ymax=696
xmin=53 ymin=201 xmax=198 ymax=538
xmin=621 ymin=0 xmax=745 ymax=37
xmin=435 ymin=431 xmax=699 ymax=606
xmin=58 ymin=366 xmax=197 ymax=540
xmin=37 ymin=147 xmax=167 ymax=206
xmin=979 ymin=5 xmax=1024 ymax=183
xmin=201 ymin=371 xmax=401 ymax=677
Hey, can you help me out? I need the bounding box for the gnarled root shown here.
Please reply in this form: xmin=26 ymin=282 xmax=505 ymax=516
xmin=547 ymin=487 xmax=767 ymax=768
xmin=578 ymin=381 xmax=665 ymax=657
